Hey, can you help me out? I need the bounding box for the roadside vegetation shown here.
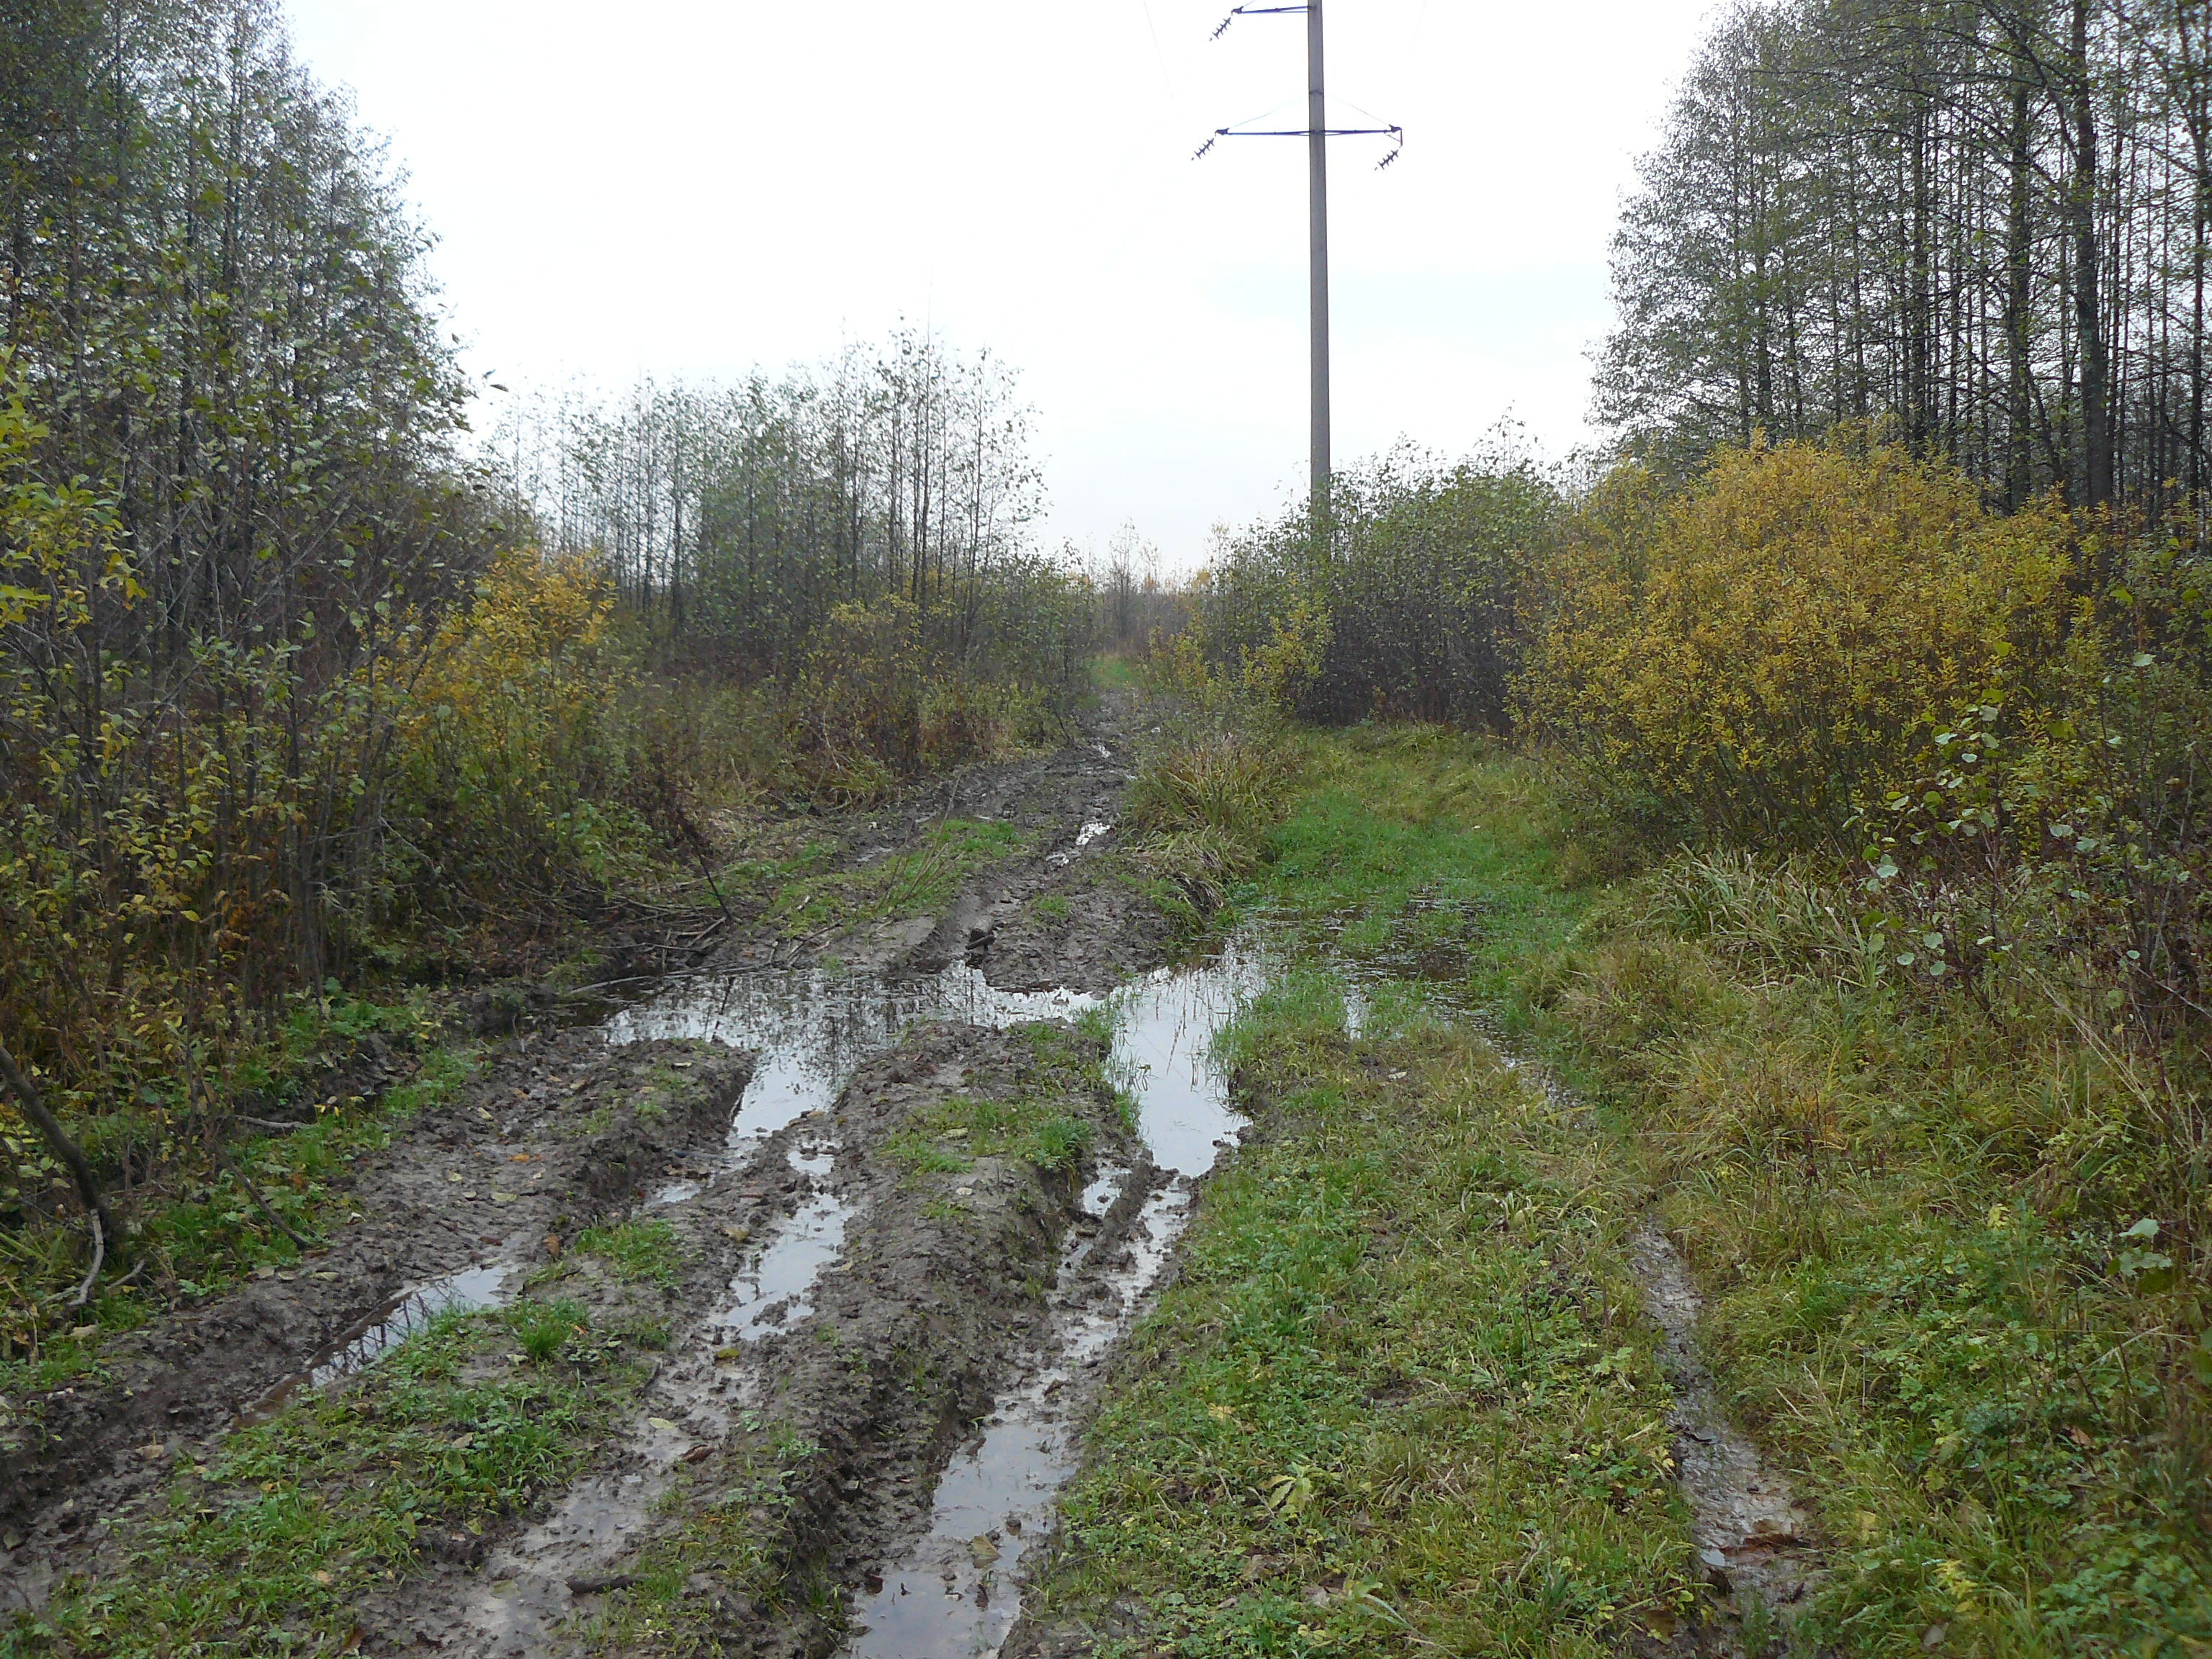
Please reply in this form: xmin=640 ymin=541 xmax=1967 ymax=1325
xmin=1093 ymin=416 xmax=2208 ymax=1653
xmin=0 ymin=2 xmax=1118 ymax=1353
xmin=11 ymin=1302 xmax=653 ymax=1658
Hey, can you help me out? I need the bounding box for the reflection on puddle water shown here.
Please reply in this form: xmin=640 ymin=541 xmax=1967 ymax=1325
xmin=604 ymin=965 xmax=1095 ymax=1147
xmin=600 ymin=938 xmax=1270 ymax=1658
xmin=312 ymin=1263 xmax=514 ymax=1386
xmin=240 ymin=1263 xmax=513 ymax=1421
xmin=847 ymin=948 xmax=1264 ymax=1659
xmin=716 ymin=1187 xmax=851 ymax=1336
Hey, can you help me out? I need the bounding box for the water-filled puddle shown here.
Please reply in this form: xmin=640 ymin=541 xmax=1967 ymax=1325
xmin=717 ymin=1187 xmax=851 ymax=1336
xmin=238 ymin=1262 xmax=513 ymax=1421
xmin=845 ymin=945 xmax=1265 ymax=1659
xmin=604 ymin=965 xmax=1094 ymax=1147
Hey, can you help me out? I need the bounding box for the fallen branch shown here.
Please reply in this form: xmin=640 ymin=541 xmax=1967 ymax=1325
xmin=0 ymin=1038 xmax=119 ymax=1265
xmin=214 ymin=1141 xmax=310 ymax=1251
xmin=64 ymin=1209 xmax=103 ymax=1309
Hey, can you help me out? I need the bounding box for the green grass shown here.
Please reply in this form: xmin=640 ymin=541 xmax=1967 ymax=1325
xmin=1249 ymin=724 xmax=1590 ymax=1004
xmin=0 ymin=1038 xmax=477 ymax=1398
xmin=573 ymin=1218 xmax=685 ymax=1289
xmin=1080 ymin=719 xmax=2212 ymax=1656
xmin=763 ymin=819 xmax=1031 ymax=938
xmin=575 ymin=1412 xmax=817 ymax=1654
xmin=1028 ymin=970 xmax=1696 ymax=1657
xmin=5 ymin=1299 xmax=638 ymax=1658
xmin=1090 ymin=653 xmax=1145 ymax=693
xmin=885 ymin=1020 xmax=1117 ymax=1182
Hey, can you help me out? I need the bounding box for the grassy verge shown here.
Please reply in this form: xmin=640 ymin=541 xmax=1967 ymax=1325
xmin=1043 ymin=720 xmax=2209 ymax=1655
xmin=1028 ymin=969 xmax=1695 ymax=1656
xmin=4 ymin=1300 xmax=639 ymax=1657
xmin=0 ymin=1028 xmax=477 ymax=1397
xmin=727 ymin=817 xmax=1032 ymax=940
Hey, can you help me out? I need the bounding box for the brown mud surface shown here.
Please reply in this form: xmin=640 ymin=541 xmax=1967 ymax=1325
xmin=0 ymin=700 xmax=1214 ymax=1655
xmin=0 ymin=1035 xmax=752 ymax=1614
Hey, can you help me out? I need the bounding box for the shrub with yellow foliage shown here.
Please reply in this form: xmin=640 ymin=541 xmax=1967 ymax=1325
xmin=377 ymin=548 xmax=651 ymax=930
xmin=1522 ymin=438 xmax=2074 ymax=844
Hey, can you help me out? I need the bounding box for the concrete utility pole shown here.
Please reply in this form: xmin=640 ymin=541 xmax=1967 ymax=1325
xmin=1307 ymin=0 xmax=1331 ymax=518
xmin=1198 ymin=5 xmax=1399 ymax=552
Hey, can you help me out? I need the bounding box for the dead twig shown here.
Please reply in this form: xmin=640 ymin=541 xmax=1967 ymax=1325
xmin=213 ymin=1141 xmax=310 ymax=1252
xmin=0 ymin=1038 xmax=118 ymax=1272
xmin=64 ymin=1210 xmax=103 ymax=1309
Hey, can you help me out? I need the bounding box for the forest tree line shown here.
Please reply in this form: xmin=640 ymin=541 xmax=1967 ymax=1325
xmin=487 ymin=336 xmax=1089 ymax=696
xmin=0 ymin=0 xmax=1091 ymax=1238
xmin=1600 ymin=0 xmax=2212 ymax=516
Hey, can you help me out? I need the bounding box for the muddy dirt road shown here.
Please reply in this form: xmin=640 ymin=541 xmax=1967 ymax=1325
xmin=0 ymin=703 xmax=1265 ymax=1658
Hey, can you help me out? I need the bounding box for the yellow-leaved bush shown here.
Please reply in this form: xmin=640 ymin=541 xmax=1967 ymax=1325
xmin=1521 ymin=438 xmax=2073 ymax=843
xmin=378 ymin=548 xmax=650 ymax=927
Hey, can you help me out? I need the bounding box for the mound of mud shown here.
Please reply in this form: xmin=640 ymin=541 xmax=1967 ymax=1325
xmin=0 ymin=1034 xmax=751 ymax=1611
xmin=372 ymin=1017 xmax=1148 ymax=1659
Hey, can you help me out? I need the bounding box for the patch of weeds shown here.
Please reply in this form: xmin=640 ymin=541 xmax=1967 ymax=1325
xmin=12 ymin=1304 xmax=635 ymax=1657
xmin=574 ymin=1218 xmax=685 ymax=1290
xmin=898 ymin=1093 xmax=1094 ymax=1177
xmin=509 ymin=1297 xmax=590 ymax=1363
xmin=1033 ymin=892 xmax=1072 ymax=921
xmin=766 ymin=818 xmax=1031 ymax=937
xmin=1262 ymin=724 xmax=2212 ymax=1651
xmin=1028 ymin=974 xmax=1696 ymax=1657
xmin=580 ymin=1421 xmax=817 ymax=1653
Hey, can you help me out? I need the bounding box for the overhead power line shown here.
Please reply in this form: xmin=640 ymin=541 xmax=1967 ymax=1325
xmin=1196 ymin=2 xmax=1402 ymax=540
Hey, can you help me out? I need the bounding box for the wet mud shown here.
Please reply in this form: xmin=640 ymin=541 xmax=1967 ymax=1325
xmin=1634 ymin=1228 xmax=1825 ymax=1647
xmin=0 ymin=703 xmax=1236 ymax=1655
xmin=0 ymin=1035 xmax=752 ymax=1613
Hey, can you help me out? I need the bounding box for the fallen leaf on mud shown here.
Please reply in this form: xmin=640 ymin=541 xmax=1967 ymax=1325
xmin=491 ymin=1192 xmax=514 ymax=1203
xmin=138 ymin=1442 xmax=166 ymax=1461
xmin=510 ymin=1154 xmax=533 ymax=1162
xmin=968 ymin=1534 xmax=999 ymax=1566
xmin=955 ymin=1187 xmax=976 ymax=1197
xmin=714 ymin=1346 xmax=742 ymax=1363
xmin=683 ymin=1444 xmax=713 ymax=1463
xmin=1647 ymin=1612 xmax=1679 ymax=1639
xmin=251 ymin=1264 xmax=276 ymax=1280
xmin=721 ymin=1226 xmax=750 ymax=1244
xmin=461 ymin=1190 xmax=477 ymax=1200
xmin=647 ymin=1416 xmax=680 ymax=1433
xmin=68 ymin=1323 xmax=97 ymax=1339
xmin=313 ymin=1570 xmax=333 ymax=1586
xmin=313 ymin=1272 xmax=337 ymax=1280
xmin=1923 ymin=1624 xmax=1948 ymax=1649
xmin=1302 ymin=1586 xmax=1331 ymax=1607
xmin=446 ymin=1172 xmax=463 ymax=1183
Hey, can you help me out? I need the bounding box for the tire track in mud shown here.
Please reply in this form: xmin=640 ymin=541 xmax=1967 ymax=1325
xmin=379 ymin=942 xmax=1265 ymax=1656
xmin=0 ymin=1035 xmax=753 ymax=1619
xmin=328 ymin=706 xmax=1249 ymax=1658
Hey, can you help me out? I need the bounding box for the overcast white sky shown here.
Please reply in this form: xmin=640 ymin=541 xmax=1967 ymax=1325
xmin=285 ymin=1 xmax=1718 ymax=567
